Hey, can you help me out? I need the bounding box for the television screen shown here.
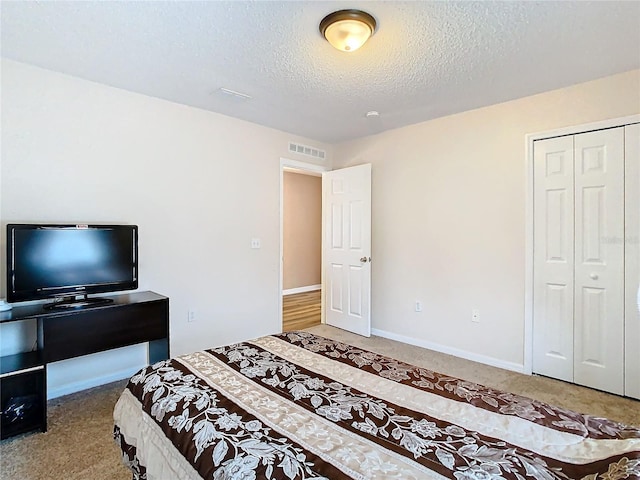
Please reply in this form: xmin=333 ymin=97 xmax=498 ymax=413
xmin=6 ymin=224 xmax=138 ymax=304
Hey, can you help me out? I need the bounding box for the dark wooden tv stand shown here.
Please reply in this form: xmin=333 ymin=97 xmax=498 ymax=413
xmin=0 ymin=291 xmax=169 ymax=439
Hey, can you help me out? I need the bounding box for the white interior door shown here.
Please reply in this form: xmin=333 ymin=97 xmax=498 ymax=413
xmin=573 ymin=128 xmax=625 ymax=395
xmin=322 ymin=164 xmax=371 ymax=337
xmin=533 ymin=136 xmax=575 ymax=382
xmin=624 ymin=123 xmax=640 ymax=400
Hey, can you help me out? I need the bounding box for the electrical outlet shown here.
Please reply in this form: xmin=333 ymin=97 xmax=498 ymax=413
xmin=415 ymin=301 xmax=423 ymax=312
xmin=188 ymin=309 xmax=196 ymax=323
xmin=471 ymin=309 xmax=480 ymax=323
xmin=251 ymin=238 xmax=261 ymax=249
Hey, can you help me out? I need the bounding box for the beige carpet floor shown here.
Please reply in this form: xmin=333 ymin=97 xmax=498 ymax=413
xmin=0 ymin=379 xmax=131 ymax=480
xmin=1 ymin=325 xmax=638 ymax=479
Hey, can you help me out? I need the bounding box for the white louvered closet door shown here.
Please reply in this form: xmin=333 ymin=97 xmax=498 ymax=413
xmin=533 ymin=127 xmax=625 ymax=395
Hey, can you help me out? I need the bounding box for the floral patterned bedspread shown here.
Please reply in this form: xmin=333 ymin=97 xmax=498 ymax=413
xmin=114 ymin=331 xmax=640 ymax=480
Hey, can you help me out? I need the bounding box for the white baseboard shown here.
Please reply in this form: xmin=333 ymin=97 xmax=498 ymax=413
xmin=47 ymin=366 xmax=143 ymax=399
xmin=371 ymin=328 xmax=525 ymax=374
xmin=283 ymin=284 xmax=321 ymax=296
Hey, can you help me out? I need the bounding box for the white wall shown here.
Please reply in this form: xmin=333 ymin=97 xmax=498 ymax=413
xmin=0 ymin=59 xmax=331 ymax=397
xmin=3 ymin=60 xmax=638 ymax=396
xmin=333 ymin=69 xmax=640 ymax=371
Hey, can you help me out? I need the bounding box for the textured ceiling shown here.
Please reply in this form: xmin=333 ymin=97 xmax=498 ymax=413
xmin=2 ymin=1 xmax=639 ymax=144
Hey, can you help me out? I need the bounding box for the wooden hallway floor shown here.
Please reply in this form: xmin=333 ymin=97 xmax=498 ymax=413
xmin=282 ymin=290 xmax=321 ymax=331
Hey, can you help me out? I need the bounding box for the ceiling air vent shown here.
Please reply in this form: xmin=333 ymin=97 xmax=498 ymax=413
xmin=288 ymin=142 xmax=326 ymax=160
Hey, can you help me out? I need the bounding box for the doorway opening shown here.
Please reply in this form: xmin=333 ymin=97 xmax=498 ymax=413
xmin=279 ymin=159 xmax=327 ymax=332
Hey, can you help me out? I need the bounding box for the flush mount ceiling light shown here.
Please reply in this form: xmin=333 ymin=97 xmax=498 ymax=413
xmin=319 ymin=9 xmax=376 ymax=52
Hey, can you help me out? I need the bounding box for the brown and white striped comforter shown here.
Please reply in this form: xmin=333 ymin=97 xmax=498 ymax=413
xmin=114 ymin=331 xmax=640 ymax=479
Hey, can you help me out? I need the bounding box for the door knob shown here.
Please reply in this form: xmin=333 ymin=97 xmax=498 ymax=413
xmin=590 ymin=273 xmax=599 ymax=280
xmin=360 ymin=257 xmax=369 ymax=263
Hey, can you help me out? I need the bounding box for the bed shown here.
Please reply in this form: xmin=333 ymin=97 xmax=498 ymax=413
xmin=113 ymin=331 xmax=640 ymax=479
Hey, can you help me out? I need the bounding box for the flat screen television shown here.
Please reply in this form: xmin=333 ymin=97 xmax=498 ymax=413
xmin=6 ymin=224 xmax=138 ymax=309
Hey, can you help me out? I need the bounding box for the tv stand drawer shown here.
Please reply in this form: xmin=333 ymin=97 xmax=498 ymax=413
xmin=38 ymin=296 xmax=169 ymax=363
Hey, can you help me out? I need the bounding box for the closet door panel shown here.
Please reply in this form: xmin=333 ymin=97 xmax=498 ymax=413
xmin=574 ymin=128 xmax=624 ymax=395
xmin=533 ymin=136 xmax=574 ymax=382
xmin=625 ymin=123 xmax=640 ymax=400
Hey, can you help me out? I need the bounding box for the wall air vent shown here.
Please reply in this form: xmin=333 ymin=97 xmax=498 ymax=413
xmin=288 ymin=142 xmax=326 ymax=160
